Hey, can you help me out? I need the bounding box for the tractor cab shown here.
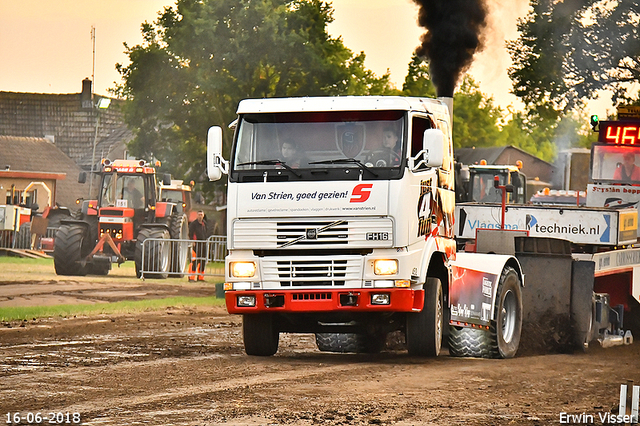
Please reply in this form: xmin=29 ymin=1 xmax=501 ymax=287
xmin=97 ymin=160 xmax=159 ymax=241
xmin=467 ymin=164 xmax=527 ymax=204
xmin=158 ymin=180 xmax=195 ymax=222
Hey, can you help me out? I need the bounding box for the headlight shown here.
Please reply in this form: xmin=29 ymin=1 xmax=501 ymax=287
xmin=374 ymin=259 xmax=398 ymax=275
xmin=237 ymin=295 xmax=256 ymax=307
xmin=230 ymin=261 xmax=256 ymax=278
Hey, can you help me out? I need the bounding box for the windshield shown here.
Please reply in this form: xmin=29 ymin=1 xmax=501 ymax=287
xmin=231 ymin=111 xmax=406 ymax=181
xmin=592 ymin=144 xmax=640 ymax=184
xmin=471 ymin=173 xmax=505 ymax=203
xmin=160 ymin=189 xmax=184 ymax=203
xmin=100 ymin=174 xmax=146 ymax=209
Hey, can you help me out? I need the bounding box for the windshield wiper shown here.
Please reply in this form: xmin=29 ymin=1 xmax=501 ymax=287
xmin=309 ymin=158 xmax=378 ymax=177
xmin=237 ymin=159 xmax=301 ymax=178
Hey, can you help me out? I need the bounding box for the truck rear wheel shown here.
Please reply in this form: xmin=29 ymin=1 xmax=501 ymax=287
xmin=448 ymin=266 xmax=522 ymax=358
xmin=315 ymin=332 xmax=386 ymax=353
xmin=135 ymin=227 xmax=170 ymax=279
xmin=169 ymin=213 xmax=189 ymax=277
xmin=406 ymin=277 xmax=443 ymax=356
xmin=54 ymin=224 xmax=90 ymax=276
xmin=243 ymin=314 xmax=279 ymax=356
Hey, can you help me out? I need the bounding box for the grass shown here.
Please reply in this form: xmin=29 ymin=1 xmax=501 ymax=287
xmin=0 ymin=256 xmax=227 ymax=321
xmin=0 ymin=296 xmax=227 ymax=322
xmin=0 ymin=256 xmax=224 ymax=285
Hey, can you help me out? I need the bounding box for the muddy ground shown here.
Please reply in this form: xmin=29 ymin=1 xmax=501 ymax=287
xmin=1 ymin=277 xmax=639 ymax=426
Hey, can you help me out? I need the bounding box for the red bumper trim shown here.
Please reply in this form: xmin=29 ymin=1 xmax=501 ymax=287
xmin=225 ymin=288 xmax=424 ymax=314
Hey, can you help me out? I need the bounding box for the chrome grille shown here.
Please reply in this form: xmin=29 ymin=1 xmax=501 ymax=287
xmin=262 ymin=256 xmax=363 ymax=288
xmin=232 ymin=218 xmax=393 ymax=249
xmin=277 ymin=259 xmax=347 ymax=286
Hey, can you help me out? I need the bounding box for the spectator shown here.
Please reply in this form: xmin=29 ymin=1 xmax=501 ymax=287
xmin=188 ymin=210 xmax=208 ymax=281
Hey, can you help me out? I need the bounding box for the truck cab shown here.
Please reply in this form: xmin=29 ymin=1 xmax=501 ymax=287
xmin=208 ymin=96 xmax=523 ymax=359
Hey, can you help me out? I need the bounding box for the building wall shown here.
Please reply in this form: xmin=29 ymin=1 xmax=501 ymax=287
xmin=0 ymin=178 xmax=57 ymax=210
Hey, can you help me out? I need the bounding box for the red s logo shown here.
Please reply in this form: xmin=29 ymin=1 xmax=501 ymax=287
xmin=350 ymin=184 xmax=373 ymax=203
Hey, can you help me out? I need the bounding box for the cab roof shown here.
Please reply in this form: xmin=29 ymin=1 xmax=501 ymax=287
xmin=236 ymin=96 xmax=450 ymax=117
xmin=469 ymin=165 xmax=520 ymax=173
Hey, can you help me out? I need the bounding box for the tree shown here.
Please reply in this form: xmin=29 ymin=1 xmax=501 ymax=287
xmin=402 ymin=54 xmax=436 ymax=98
xmin=508 ymin=0 xmax=640 ymax=115
xmin=114 ymin=0 xmax=394 ymax=196
xmin=450 ymin=76 xmax=504 ymax=149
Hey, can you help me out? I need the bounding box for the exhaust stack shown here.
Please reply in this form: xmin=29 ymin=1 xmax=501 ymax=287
xmin=438 ymin=96 xmax=453 ymax=124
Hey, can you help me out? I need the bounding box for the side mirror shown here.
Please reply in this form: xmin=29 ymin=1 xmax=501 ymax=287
xmin=207 ymin=126 xmax=228 ymax=181
xmin=78 ymin=171 xmax=87 ymax=184
xmin=410 ymin=129 xmax=445 ymax=170
xmin=162 ymin=173 xmax=172 ymax=186
xmin=460 ymin=167 xmax=470 ymax=183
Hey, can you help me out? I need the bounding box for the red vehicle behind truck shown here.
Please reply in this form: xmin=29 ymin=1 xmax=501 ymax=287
xmin=54 ymin=159 xmax=189 ymax=278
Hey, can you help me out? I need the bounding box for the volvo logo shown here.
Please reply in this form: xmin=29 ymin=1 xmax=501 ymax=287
xmin=306 ymin=228 xmax=317 ymax=239
xmin=279 ymin=220 xmax=346 ymax=248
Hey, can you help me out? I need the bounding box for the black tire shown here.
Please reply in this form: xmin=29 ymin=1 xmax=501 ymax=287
xmin=15 ymin=222 xmax=32 ymax=249
xmin=448 ymin=266 xmax=522 ymax=359
xmin=87 ymin=259 xmax=111 ymax=276
xmin=169 ymin=213 xmax=189 ymax=277
xmin=135 ymin=227 xmax=170 ymax=279
xmin=53 ymin=224 xmax=91 ymax=276
xmin=406 ymin=277 xmax=444 ymax=356
xmin=315 ymin=332 xmax=386 ymax=353
xmin=243 ymin=314 xmax=279 ymax=356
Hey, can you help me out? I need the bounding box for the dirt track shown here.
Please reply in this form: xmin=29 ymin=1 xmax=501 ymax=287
xmin=1 ymin=278 xmax=640 ymax=426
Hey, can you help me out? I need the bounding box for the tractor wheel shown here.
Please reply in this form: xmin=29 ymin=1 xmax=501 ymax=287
xmin=243 ymin=314 xmax=279 ymax=356
xmin=16 ymin=222 xmax=32 ymax=249
xmin=169 ymin=213 xmax=189 ymax=278
xmin=448 ymin=266 xmax=522 ymax=359
xmin=54 ymin=224 xmax=90 ymax=276
xmin=87 ymin=258 xmax=111 ymax=276
xmin=406 ymin=277 xmax=444 ymax=357
xmin=315 ymin=332 xmax=386 ymax=353
xmin=135 ymin=227 xmax=170 ymax=279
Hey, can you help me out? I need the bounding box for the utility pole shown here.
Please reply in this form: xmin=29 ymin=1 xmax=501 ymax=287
xmin=91 ymin=26 xmax=96 ymax=95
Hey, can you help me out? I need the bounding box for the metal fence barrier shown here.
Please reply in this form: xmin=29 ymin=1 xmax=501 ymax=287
xmin=0 ymin=227 xmax=59 ymax=250
xmin=139 ymin=235 xmax=227 ymax=279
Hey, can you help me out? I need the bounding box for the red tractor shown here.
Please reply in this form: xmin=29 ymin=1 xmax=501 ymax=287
xmin=53 ymin=159 xmax=189 ymax=278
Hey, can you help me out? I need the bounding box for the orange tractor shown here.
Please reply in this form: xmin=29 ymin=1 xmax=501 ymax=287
xmin=53 ymin=159 xmax=189 ymax=278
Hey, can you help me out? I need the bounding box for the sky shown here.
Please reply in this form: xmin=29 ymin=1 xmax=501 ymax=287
xmin=0 ymin=0 xmax=613 ymax=117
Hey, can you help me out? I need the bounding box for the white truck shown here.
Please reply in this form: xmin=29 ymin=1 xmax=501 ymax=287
xmin=207 ymin=96 xmax=527 ymax=358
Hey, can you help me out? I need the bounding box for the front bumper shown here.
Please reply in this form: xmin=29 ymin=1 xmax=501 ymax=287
xmin=225 ymin=288 xmax=424 ymax=314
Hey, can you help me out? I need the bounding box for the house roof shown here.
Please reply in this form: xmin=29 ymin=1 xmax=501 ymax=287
xmin=455 ymin=145 xmax=554 ymax=167
xmin=0 ymin=87 xmax=129 ymax=167
xmin=0 ymin=136 xmax=87 ymax=207
xmin=77 ymin=125 xmax=133 ymax=169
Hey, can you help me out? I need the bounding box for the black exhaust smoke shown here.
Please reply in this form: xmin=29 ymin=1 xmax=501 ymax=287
xmin=413 ymin=0 xmax=488 ymax=97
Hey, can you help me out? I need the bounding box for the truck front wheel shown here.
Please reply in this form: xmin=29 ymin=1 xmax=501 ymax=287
xmin=449 ymin=266 xmax=522 ymax=359
xmin=406 ymin=277 xmax=443 ymax=357
xmin=243 ymin=314 xmax=279 ymax=356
